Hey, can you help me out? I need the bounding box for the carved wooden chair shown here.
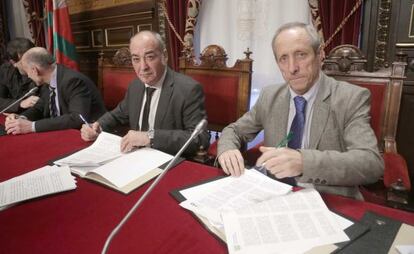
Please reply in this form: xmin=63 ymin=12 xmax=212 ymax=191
xmin=322 ymin=44 xmax=411 ymax=206
xmin=179 ymin=45 xmax=253 ymax=163
xmin=97 ymin=47 xmax=136 ymax=110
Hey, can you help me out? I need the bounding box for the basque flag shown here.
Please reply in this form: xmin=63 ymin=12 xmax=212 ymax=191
xmin=46 ymin=0 xmax=79 ymax=70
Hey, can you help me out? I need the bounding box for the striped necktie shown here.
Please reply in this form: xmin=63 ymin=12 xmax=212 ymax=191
xmin=49 ymin=87 xmax=58 ymax=118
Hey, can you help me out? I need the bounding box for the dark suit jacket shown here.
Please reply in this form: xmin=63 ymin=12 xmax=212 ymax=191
xmin=22 ymin=64 xmax=106 ymax=132
xmin=98 ymin=67 xmax=210 ymax=156
xmin=0 ymin=63 xmax=37 ymax=113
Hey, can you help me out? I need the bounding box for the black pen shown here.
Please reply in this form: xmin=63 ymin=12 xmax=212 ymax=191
xmin=253 ymin=131 xmax=294 ymax=175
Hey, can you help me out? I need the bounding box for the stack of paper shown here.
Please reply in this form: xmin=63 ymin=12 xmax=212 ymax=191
xmin=54 ymin=131 xmax=174 ymax=194
xmin=0 ymin=165 xmax=76 ymax=210
xmin=54 ymin=131 xmax=123 ymax=168
xmin=179 ymin=170 xmax=350 ymax=254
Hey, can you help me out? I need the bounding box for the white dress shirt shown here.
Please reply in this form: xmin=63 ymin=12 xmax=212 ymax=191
xmin=287 ymin=74 xmax=321 ymax=149
xmin=138 ymin=68 xmax=167 ymax=131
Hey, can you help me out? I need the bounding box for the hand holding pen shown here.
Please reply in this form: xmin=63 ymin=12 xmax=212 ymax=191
xmin=79 ymin=114 xmax=101 ymax=141
xmin=253 ymin=132 xmax=293 ymax=175
xmin=255 ymin=131 xmax=304 ymax=179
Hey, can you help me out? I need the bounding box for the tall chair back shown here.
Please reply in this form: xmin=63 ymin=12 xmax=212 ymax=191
xmin=179 ymin=45 xmax=253 ymax=160
xmin=323 ymin=44 xmax=410 ymax=205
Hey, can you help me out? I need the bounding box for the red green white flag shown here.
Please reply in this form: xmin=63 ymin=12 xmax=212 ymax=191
xmin=45 ymin=0 xmax=79 ymax=70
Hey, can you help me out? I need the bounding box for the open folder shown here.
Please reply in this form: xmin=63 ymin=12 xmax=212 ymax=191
xmin=54 ymin=132 xmax=174 ymax=194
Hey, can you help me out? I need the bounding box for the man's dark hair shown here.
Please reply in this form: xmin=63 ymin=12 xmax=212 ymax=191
xmin=6 ymin=38 xmax=35 ymax=62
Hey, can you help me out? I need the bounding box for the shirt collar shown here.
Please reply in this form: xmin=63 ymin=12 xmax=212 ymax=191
xmin=49 ymin=65 xmax=58 ymax=89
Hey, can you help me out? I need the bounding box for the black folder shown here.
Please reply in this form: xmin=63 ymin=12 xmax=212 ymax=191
xmin=334 ymin=211 xmax=402 ymax=254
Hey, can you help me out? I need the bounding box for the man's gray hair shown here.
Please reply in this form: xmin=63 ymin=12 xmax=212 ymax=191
xmin=24 ymin=47 xmax=55 ymax=69
xmin=130 ymin=30 xmax=166 ymax=52
xmin=271 ymin=22 xmax=321 ymax=55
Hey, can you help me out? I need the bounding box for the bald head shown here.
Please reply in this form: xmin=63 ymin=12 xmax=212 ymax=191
xmin=130 ymin=31 xmax=166 ymax=53
xmin=21 ymin=47 xmax=56 ymax=85
xmin=22 ymin=47 xmax=55 ymax=70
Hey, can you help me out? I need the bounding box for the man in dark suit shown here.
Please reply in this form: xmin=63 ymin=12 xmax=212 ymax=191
xmin=5 ymin=47 xmax=106 ymax=134
xmin=0 ymin=38 xmax=39 ymax=113
xmin=80 ymin=31 xmax=209 ymax=157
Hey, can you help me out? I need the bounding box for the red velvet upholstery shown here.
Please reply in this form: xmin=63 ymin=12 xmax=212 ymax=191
xmin=190 ymin=73 xmax=240 ymax=125
xmin=353 ymin=82 xmax=386 ymax=140
xmin=102 ymin=69 xmax=136 ymax=109
xmin=98 ymin=48 xmax=135 ymax=110
xmin=179 ymin=45 xmax=253 ymax=162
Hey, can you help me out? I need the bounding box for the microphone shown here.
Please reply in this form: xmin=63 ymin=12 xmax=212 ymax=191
xmin=101 ymin=119 xmax=207 ymax=254
xmin=0 ymin=86 xmax=39 ymax=114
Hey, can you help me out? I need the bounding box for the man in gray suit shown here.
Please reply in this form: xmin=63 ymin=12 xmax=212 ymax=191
xmin=217 ymin=22 xmax=383 ymax=199
xmin=81 ymin=31 xmax=209 ymax=157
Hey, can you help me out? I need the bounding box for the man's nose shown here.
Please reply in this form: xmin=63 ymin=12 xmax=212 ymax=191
xmin=288 ymin=59 xmax=299 ymax=75
xmin=140 ymin=59 xmax=149 ymax=70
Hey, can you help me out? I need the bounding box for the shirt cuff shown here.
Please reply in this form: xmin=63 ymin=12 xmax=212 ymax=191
xmin=32 ymin=121 xmax=36 ymax=132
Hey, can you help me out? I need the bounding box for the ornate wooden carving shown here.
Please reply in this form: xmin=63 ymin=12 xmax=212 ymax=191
xmin=323 ymin=44 xmax=367 ymax=72
xmin=198 ymin=45 xmax=229 ymax=68
xmin=112 ymin=47 xmax=132 ymax=66
xmin=374 ymin=0 xmax=392 ymax=70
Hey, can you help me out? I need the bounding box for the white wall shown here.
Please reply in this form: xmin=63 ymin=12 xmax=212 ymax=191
xmin=194 ymin=0 xmax=310 ymax=105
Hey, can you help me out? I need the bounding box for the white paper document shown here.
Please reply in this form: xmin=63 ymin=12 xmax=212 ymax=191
xmin=91 ymin=147 xmax=173 ymax=188
xmin=180 ymin=169 xmax=293 ymax=226
xmin=54 ymin=131 xmax=122 ymax=167
xmin=0 ymin=165 xmax=76 ymax=208
xmin=222 ymin=189 xmax=349 ymax=254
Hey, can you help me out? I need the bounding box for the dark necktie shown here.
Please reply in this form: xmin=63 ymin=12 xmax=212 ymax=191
xmin=140 ymin=87 xmax=156 ymax=131
xmin=288 ymin=96 xmax=307 ymax=149
xmin=279 ymin=96 xmax=306 ymax=186
xmin=49 ymin=87 xmax=58 ymax=118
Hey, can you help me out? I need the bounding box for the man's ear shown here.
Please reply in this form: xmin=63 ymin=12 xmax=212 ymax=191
xmin=162 ymin=49 xmax=168 ymax=65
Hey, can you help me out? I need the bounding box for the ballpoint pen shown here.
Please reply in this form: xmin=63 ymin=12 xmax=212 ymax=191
xmin=253 ymin=131 xmax=294 ymax=175
xmin=79 ymin=114 xmax=91 ymax=128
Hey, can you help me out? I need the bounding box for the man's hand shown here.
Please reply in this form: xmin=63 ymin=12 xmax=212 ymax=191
xmin=120 ymin=130 xmax=150 ymax=153
xmin=80 ymin=122 xmax=101 ymax=141
xmin=5 ymin=115 xmax=33 ymax=135
xmin=256 ymin=146 xmax=303 ymax=179
xmin=20 ymin=95 xmax=40 ymax=109
xmin=218 ymin=149 xmax=245 ymax=176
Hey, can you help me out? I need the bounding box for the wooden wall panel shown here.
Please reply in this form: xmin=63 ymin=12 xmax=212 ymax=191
xmin=69 ymin=1 xmax=158 ymax=85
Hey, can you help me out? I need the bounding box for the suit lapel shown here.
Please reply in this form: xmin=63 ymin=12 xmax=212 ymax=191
xmin=154 ymin=68 xmax=173 ymax=129
xmin=309 ymin=73 xmax=331 ymax=149
xmin=134 ymin=83 xmax=145 ymax=130
xmin=272 ymin=87 xmax=290 ymax=146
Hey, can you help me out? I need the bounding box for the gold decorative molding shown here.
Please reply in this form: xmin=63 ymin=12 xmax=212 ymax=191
xmin=374 ymin=0 xmax=392 ymax=70
xmin=409 ymin=4 xmax=414 ymax=38
xmin=67 ymin=0 xmax=148 ymax=14
xmin=396 ymin=43 xmax=414 ymax=47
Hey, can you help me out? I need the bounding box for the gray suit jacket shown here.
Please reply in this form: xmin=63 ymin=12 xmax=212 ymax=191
xmin=98 ymin=67 xmax=210 ymax=157
xmin=218 ymin=72 xmax=384 ymax=199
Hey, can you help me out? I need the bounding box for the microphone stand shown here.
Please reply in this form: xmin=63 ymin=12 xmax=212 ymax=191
xmin=0 ymin=87 xmax=39 ymax=114
xmin=101 ymin=120 xmax=206 ymax=254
